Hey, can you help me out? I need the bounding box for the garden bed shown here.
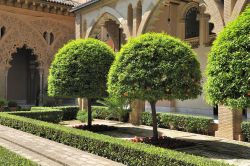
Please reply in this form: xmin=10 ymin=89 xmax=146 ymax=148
xmin=0 ymin=113 xmax=230 ymax=166
xmin=72 ymin=124 xmax=117 ymax=132
xmin=130 ymin=136 xmax=195 ymax=149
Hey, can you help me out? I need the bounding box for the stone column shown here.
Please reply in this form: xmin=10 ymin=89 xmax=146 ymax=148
xmin=198 ymin=5 xmax=210 ymax=46
xmin=215 ymin=105 xmax=243 ymax=141
xmin=0 ymin=65 xmax=10 ymax=99
xmin=78 ymin=98 xmax=88 ymax=111
xmin=247 ymin=108 xmax=250 ymax=120
xmin=129 ymin=100 xmax=145 ymax=125
xmin=178 ymin=19 xmax=185 ymax=40
xmin=170 ymin=100 xmax=176 ymax=112
xmin=38 ymin=68 xmax=44 ymax=106
xmin=100 ymin=23 xmax=107 ymax=42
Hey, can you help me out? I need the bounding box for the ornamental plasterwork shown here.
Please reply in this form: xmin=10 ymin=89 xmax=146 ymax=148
xmin=0 ymin=11 xmax=74 ymax=70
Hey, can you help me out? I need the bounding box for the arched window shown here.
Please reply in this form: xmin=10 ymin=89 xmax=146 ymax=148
xmin=43 ymin=32 xmax=48 ymax=41
xmin=50 ymin=33 xmax=54 ymax=45
xmin=185 ymin=7 xmax=199 ymax=39
xmin=43 ymin=31 xmax=54 ymax=45
xmin=136 ymin=1 xmax=142 ymax=31
xmin=0 ymin=26 xmax=6 ymax=38
xmin=128 ymin=4 xmax=133 ymax=34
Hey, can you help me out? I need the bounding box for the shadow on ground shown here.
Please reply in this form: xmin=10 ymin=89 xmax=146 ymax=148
xmin=99 ymin=125 xmax=250 ymax=161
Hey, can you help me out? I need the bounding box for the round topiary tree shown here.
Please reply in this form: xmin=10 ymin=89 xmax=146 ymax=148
xmin=108 ymin=33 xmax=202 ymax=140
xmin=48 ymin=38 xmax=115 ymax=128
xmin=205 ymin=6 xmax=250 ymax=109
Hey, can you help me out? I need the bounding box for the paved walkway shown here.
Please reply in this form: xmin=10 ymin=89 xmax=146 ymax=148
xmin=64 ymin=119 xmax=250 ymax=166
xmin=0 ymin=125 xmax=124 ymax=166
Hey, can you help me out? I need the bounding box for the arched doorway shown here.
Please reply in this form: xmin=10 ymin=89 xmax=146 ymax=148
xmin=7 ymin=45 xmax=40 ymax=105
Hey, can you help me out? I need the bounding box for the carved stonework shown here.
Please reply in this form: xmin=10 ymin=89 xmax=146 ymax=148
xmin=0 ymin=10 xmax=74 ymax=70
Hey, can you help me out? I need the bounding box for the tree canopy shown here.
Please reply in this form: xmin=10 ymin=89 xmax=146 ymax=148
xmin=48 ymin=38 xmax=115 ymax=99
xmin=108 ymin=33 xmax=202 ymax=103
xmin=205 ymin=6 xmax=250 ymax=109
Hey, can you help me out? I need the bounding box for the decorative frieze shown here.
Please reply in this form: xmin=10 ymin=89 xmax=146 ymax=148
xmin=0 ymin=0 xmax=76 ymax=16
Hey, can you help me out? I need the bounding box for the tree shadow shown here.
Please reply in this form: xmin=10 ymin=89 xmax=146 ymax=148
xmin=99 ymin=125 xmax=250 ymax=161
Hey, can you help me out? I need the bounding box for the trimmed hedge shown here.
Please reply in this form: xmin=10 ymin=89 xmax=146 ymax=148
xmin=53 ymin=106 xmax=79 ymax=120
xmin=0 ymin=145 xmax=37 ymax=166
xmin=242 ymin=121 xmax=250 ymax=142
xmin=9 ymin=109 xmax=63 ymax=123
xmin=141 ymin=112 xmax=213 ymax=135
xmin=31 ymin=106 xmax=79 ymax=120
xmin=92 ymin=106 xmax=130 ymax=122
xmin=0 ymin=113 xmax=230 ymax=166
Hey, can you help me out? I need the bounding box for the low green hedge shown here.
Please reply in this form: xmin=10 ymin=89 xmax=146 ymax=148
xmin=9 ymin=109 xmax=63 ymax=123
xmin=53 ymin=106 xmax=79 ymax=120
xmin=141 ymin=112 xmax=214 ymax=135
xmin=242 ymin=121 xmax=250 ymax=142
xmin=0 ymin=113 xmax=230 ymax=166
xmin=92 ymin=106 xmax=130 ymax=122
xmin=0 ymin=145 xmax=37 ymax=165
xmin=31 ymin=106 xmax=79 ymax=120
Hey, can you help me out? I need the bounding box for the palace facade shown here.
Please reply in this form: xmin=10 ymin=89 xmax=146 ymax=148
xmin=72 ymin=0 xmax=249 ymax=118
xmin=0 ymin=0 xmax=76 ymax=105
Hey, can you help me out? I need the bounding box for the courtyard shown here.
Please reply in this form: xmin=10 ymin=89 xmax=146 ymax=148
xmin=0 ymin=0 xmax=250 ymax=165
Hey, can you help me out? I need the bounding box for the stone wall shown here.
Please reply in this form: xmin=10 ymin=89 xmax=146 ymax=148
xmin=0 ymin=5 xmax=75 ymax=100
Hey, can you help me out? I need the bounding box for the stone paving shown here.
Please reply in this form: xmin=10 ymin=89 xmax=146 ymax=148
xmin=0 ymin=125 xmax=124 ymax=166
xmin=63 ymin=119 xmax=250 ymax=166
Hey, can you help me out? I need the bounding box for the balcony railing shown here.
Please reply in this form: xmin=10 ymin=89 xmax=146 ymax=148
xmin=184 ymin=37 xmax=200 ymax=48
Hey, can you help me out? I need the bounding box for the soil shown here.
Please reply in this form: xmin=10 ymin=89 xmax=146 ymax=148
xmin=72 ymin=124 xmax=117 ymax=132
xmin=130 ymin=136 xmax=195 ymax=149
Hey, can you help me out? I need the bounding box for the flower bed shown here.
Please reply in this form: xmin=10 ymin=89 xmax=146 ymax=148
xmin=130 ymin=136 xmax=195 ymax=149
xmin=72 ymin=124 xmax=117 ymax=132
xmin=0 ymin=113 xmax=230 ymax=166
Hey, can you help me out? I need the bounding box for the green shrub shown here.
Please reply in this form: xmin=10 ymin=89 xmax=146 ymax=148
xmin=8 ymin=101 xmax=18 ymax=107
xmin=76 ymin=110 xmax=89 ymax=122
xmin=0 ymin=98 xmax=7 ymax=108
xmin=0 ymin=145 xmax=37 ymax=166
xmin=141 ymin=112 xmax=213 ymax=135
xmin=0 ymin=113 xmax=229 ymax=166
xmin=205 ymin=6 xmax=250 ymax=108
xmin=141 ymin=112 xmax=161 ymax=126
xmin=31 ymin=106 xmax=79 ymax=120
xmin=92 ymin=106 xmax=130 ymax=122
xmin=9 ymin=109 xmax=63 ymax=123
xmin=97 ymin=97 xmax=130 ymax=122
xmin=242 ymin=121 xmax=250 ymax=142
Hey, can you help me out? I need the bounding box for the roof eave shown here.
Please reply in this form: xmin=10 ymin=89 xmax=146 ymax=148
xmin=70 ymin=0 xmax=100 ymax=12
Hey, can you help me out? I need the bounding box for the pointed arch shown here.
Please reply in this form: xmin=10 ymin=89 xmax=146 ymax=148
xmin=86 ymin=6 xmax=130 ymax=39
xmin=231 ymin=0 xmax=249 ymax=20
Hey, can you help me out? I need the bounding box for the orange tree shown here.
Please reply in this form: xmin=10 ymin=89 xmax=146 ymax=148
xmin=48 ymin=38 xmax=114 ymax=128
xmin=205 ymin=6 xmax=250 ymax=109
xmin=108 ymin=33 xmax=202 ymax=140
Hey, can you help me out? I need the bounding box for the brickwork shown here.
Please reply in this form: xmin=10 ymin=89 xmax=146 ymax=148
xmin=215 ymin=105 xmax=243 ymax=141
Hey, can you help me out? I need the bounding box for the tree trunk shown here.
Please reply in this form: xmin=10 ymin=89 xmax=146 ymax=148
xmin=150 ymin=101 xmax=158 ymax=141
xmin=87 ymin=99 xmax=92 ymax=129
